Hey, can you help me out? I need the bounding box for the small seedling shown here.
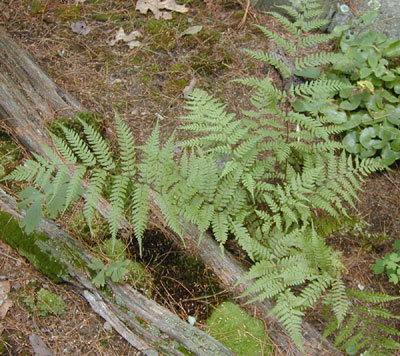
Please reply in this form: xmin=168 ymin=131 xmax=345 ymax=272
xmin=372 ymin=240 xmax=400 ymax=284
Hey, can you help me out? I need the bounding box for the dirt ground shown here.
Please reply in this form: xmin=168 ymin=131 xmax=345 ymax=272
xmin=0 ymin=0 xmax=400 ymax=355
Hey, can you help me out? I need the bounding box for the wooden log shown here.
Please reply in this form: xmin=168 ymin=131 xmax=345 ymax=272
xmin=0 ymin=188 xmax=236 ymax=356
xmin=0 ymin=26 xmax=83 ymax=155
xmin=0 ymin=27 xmax=342 ymax=356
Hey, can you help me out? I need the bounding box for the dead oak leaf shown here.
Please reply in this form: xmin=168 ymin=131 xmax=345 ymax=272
xmin=136 ymin=0 xmax=188 ymax=20
xmin=108 ymin=28 xmax=142 ymax=49
xmin=0 ymin=281 xmax=12 ymax=320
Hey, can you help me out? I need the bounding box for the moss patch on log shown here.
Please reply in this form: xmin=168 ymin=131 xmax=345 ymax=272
xmin=0 ymin=211 xmax=70 ymax=283
xmin=206 ymin=301 xmax=273 ymax=356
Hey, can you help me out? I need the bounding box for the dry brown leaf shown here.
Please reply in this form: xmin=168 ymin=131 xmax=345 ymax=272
xmin=0 ymin=281 xmax=12 ymax=320
xmin=0 ymin=281 xmax=10 ymax=296
xmin=108 ymin=28 xmax=142 ymax=49
xmin=183 ymin=78 xmax=197 ymax=99
xmin=136 ymin=0 xmax=188 ymax=20
xmin=0 ymin=300 xmax=13 ymax=320
xmin=29 ymin=334 xmax=54 ymax=356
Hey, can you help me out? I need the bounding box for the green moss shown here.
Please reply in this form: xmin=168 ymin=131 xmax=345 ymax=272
xmin=91 ymin=13 xmax=109 ymax=21
xmin=170 ymin=62 xmax=187 ymax=74
xmin=91 ymin=11 xmax=127 ymax=22
xmin=144 ymin=18 xmax=167 ymax=35
xmin=206 ymin=302 xmax=272 ymax=356
xmin=56 ymin=5 xmax=81 ymax=21
xmin=141 ymin=73 xmax=151 ymax=85
xmin=176 ymin=346 xmax=196 ymax=356
xmin=0 ymin=212 xmax=70 ymax=283
xmin=26 ymin=0 xmax=44 ymax=15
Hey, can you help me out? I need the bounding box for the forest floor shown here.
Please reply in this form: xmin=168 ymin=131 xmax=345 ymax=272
xmin=0 ymin=0 xmax=399 ymax=355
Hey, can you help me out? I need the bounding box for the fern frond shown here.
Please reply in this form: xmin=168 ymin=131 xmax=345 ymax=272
xmin=61 ymin=126 xmax=96 ymax=167
xmin=329 ymin=278 xmax=350 ymax=325
xmin=131 ymin=183 xmax=150 ymax=253
xmin=108 ymin=174 xmax=129 ymax=241
xmin=3 ymin=160 xmax=42 ymax=182
xmin=295 ymin=18 xmax=330 ymax=32
xmin=333 ymin=314 xmax=360 ymax=347
xmin=115 ymin=112 xmax=136 ymax=177
xmin=268 ymin=10 xmax=300 ymax=35
xmin=289 ymin=80 xmax=345 ymax=98
xmin=346 ymin=289 xmax=400 ymax=303
xmin=270 ymin=291 xmax=305 ymax=353
xmin=80 ymin=120 xmax=115 ymax=171
xmin=295 ymin=53 xmax=341 ymax=71
xmin=212 ymin=211 xmax=229 ymax=245
xmin=254 ymin=24 xmax=296 ymax=56
xmin=49 ymin=132 xmax=77 ymax=164
xmin=297 ymin=33 xmax=336 ymax=49
xmin=299 ymin=275 xmax=332 ymax=308
xmin=83 ymin=168 xmax=107 ymax=235
xmin=64 ymin=165 xmax=86 ymax=211
xmin=244 ymin=49 xmax=292 ymax=78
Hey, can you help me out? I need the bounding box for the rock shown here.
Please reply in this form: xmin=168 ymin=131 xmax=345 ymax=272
xmin=29 ymin=334 xmax=54 ymax=356
xmin=355 ymin=0 xmax=400 ymax=38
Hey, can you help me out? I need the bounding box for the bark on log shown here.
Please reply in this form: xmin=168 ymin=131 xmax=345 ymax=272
xmin=0 ymin=189 xmax=236 ymax=356
xmin=0 ymin=26 xmax=83 ymax=155
xmin=0 ymin=26 xmax=342 ymax=356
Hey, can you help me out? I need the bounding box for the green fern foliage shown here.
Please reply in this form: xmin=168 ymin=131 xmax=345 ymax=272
xmin=322 ymin=289 xmax=400 ymax=355
xmin=3 ymin=0 xmax=395 ymax=354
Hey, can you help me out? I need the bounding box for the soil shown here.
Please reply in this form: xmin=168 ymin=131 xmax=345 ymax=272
xmin=0 ymin=0 xmax=399 ymax=355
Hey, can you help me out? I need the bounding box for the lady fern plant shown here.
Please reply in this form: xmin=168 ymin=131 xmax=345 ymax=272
xmin=4 ymin=0 xmax=397 ymax=354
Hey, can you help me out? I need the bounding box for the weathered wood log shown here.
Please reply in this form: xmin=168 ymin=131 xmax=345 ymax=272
xmin=0 ymin=26 xmax=83 ymax=155
xmin=0 ymin=26 xmax=342 ymax=356
xmin=0 ymin=189 xmax=236 ymax=356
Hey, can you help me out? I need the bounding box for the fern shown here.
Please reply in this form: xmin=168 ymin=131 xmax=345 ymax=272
xmin=3 ymin=0 xmax=393 ymax=354
xmin=323 ymin=289 xmax=400 ymax=355
xmin=115 ymin=112 xmax=136 ymax=177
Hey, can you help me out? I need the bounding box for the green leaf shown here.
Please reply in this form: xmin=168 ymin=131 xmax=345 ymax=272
xmin=92 ymin=269 xmax=106 ymax=287
xmin=367 ymin=51 xmax=381 ymax=70
xmin=359 ymin=127 xmax=377 ymax=148
xmin=340 ymin=93 xmax=361 ymax=111
xmin=105 ymin=259 xmax=132 ymax=282
xmin=389 ymin=274 xmax=399 ymax=284
xmin=358 ymin=10 xmax=378 ymax=26
xmin=378 ymin=127 xmax=394 ymax=141
xmin=383 ymin=39 xmax=400 ymax=57
xmin=342 ymin=131 xmax=360 ymax=154
xmin=372 ymin=259 xmax=385 ymax=274
xmin=381 ymin=147 xmax=399 ymax=165
xmin=392 ymin=139 xmax=400 ymax=151
xmin=18 ymin=187 xmax=45 ymax=234
xmin=394 ymin=240 xmax=400 ymax=251
xmin=322 ymin=108 xmax=347 ymax=124
xmin=339 ymin=112 xmax=367 ymax=130
xmin=360 ymin=67 xmax=373 ymax=78
xmin=88 ymin=257 xmax=105 ymax=271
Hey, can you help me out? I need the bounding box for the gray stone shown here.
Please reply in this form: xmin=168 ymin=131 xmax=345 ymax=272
xmin=356 ymin=0 xmax=400 ymax=39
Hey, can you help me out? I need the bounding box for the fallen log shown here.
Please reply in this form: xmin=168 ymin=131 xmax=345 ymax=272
xmin=0 ymin=26 xmax=342 ymax=356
